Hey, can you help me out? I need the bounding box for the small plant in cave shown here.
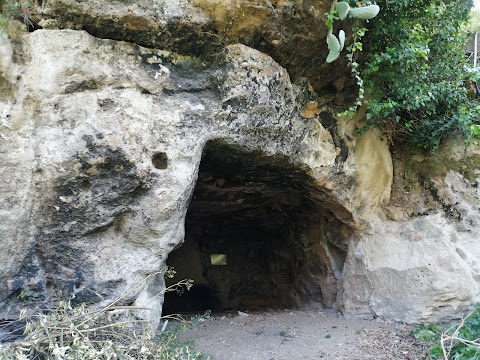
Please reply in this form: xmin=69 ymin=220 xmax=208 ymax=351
xmin=17 ymin=287 xmax=40 ymax=302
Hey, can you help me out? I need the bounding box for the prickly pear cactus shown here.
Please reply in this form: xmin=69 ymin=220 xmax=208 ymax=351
xmin=336 ymin=2 xmax=350 ymax=21
xmin=338 ymin=29 xmax=345 ymax=51
xmin=326 ymin=33 xmax=341 ymax=63
xmin=324 ymin=1 xmax=380 ymax=63
xmin=349 ymin=5 xmax=380 ymax=20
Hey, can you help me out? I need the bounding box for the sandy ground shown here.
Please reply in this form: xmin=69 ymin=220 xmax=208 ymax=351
xmin=180 ymin=309 xmax=430 ymax=360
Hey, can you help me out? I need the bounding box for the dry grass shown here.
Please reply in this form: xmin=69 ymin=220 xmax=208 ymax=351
xmin=439 ymin=308 xmax=480 ymax=360
xmin=0 ymin=269 xmax=207 ymax=360
xmin=344 ymin=327 xmax=431 ymax=360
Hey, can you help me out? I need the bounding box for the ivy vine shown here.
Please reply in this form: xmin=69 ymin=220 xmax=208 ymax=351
xmin=335 ymin=0 xmax=480 ymax=151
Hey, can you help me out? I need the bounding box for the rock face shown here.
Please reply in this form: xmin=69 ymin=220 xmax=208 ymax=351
xmin=0 ymin=0 xmax=480 ymax=327
xmin=31 ymin=0 xmax=352 ymax=98
xmin=0 ymin=28 xmax=374 ymax=326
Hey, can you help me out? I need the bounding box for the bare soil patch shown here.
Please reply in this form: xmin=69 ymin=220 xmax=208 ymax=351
xmin=180 ymin=309 xmax=430 ymax=360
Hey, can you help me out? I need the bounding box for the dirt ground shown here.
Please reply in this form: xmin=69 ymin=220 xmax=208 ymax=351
xmin=180 ymin=308 xmax=430 ymax=360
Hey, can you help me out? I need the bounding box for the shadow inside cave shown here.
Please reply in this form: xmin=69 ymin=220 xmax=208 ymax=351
xmin=163 ymin=140 xmax=351 ymax=315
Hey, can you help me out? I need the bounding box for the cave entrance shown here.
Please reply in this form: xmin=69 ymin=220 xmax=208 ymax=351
xmin=163 ymin=140 xmax=351 ymax=315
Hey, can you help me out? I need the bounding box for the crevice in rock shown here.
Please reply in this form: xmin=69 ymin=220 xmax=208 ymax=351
xmin=26 ymin=18 xmax=42 ymax=32
xmin=163 ymin=140 xmax=353 ymax=315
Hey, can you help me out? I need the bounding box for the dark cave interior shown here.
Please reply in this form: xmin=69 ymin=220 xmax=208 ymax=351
xmin=163 ymin=140 xmax=351 ymax=315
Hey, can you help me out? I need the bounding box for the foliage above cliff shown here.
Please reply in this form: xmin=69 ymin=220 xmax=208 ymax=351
xmin=0 ymin=0 xmax=28 ymax=30
xmin=357 ymin=0 xmax=480 ymax=150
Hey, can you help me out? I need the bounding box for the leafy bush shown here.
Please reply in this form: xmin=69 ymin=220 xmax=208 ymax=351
xmin=412 ymin=305 xmax=480 ymax=359
xmin=411 ymin=324 xmax=442 ymax=343
xmin=438 ymin=306 xmax=480 ymax=359
xmin=0 ymin=0 xmax=32 ymax=32
xmin=353 ymin=0 xmax=480 ymax=151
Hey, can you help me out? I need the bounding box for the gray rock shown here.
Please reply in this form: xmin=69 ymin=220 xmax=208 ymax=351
xmin=0 ymin=23 xmax=479 ymax=329
xmin=0 ymin=29 xmax=368 ymax=328
xmin=29 ymin=0 xmax=353 ymax=98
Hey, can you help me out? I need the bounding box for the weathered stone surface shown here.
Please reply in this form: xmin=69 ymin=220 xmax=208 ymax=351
xmin=0 ymin=28 xmax=377 ymax=327
xmin=1 ymin=16 xmax=480 ymax=327
xmin=343 ymin=140 xmax=480 ymax=323
xmin=343 ymin=214 xmax=480 ymax=323
xmin=354 ymin=129 xmax=392 ymax=222
xmin=29 ymin=0 xmax=353 ymax=97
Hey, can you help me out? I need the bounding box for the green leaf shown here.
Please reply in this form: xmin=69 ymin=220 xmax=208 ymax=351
xmin=336 ymin=2 xmax=350 ymax=21
xmin=326 ymin=33 xmax=341 ymax=63
xmin=349 ymin=5 xmax=380 ymax=20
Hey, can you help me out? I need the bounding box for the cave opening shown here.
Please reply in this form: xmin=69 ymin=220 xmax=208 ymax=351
xmin=163 ymin=140 xmax=352 ymax=315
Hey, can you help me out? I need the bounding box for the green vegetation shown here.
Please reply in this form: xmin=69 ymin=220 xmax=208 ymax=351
xmin=412 ymin=324 xmax=442 ymax=343
xmin=342 ymin=0 xmax=480 ymax=151
xmin=412 ymin=305 xmax=480 ymax=359
xmin=0 ymin=0 xmax=31 ymax=31
xmin=467 ymin=6 xmax=480 ymax=33
xmin=17 ymin=287 xmax=40 ymax=302
xmin=324 ymin=1 xmax=379 ymax=63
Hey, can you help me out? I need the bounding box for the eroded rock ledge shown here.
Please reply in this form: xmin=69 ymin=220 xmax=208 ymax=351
xmin=24 ymin=0 xmax=354 ymax=98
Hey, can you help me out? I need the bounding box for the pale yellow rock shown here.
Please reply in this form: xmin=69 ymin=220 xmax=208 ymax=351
xmin=354 ymin=129 xmax=393 ymax=219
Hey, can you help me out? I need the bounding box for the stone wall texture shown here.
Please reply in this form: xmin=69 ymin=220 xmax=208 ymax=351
xmin=0 ymin=0 xmax=479 ymax=327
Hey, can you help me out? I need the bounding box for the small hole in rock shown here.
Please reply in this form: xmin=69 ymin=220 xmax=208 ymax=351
xmin=74 ymin=283 xmax=82 ymax=290
xmin=152 ymin=152 xmax=168 ymax=169
xmin=79 ymin=179 xmax=92 ymax=191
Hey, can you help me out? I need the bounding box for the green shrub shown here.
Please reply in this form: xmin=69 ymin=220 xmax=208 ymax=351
xmin=0 ymin=0 xmax=32 ymax=32
xmin=411 ymin=324 xmax=441 ymax=342
xmin=358 ymin=0 xmax=480 ymax=151
xmin=439 ymin=306 xmax=480 ymax=359
xmin=412 ymin=305 xmax=480 ymax=359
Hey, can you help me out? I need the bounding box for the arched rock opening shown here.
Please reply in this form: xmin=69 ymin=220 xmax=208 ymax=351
xmin=163 ymin=140 xmax=353 ymax=314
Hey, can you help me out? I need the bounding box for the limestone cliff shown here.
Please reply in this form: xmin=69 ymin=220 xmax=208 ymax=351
xmin=0 ymin=0 xmax=479 ymax=327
